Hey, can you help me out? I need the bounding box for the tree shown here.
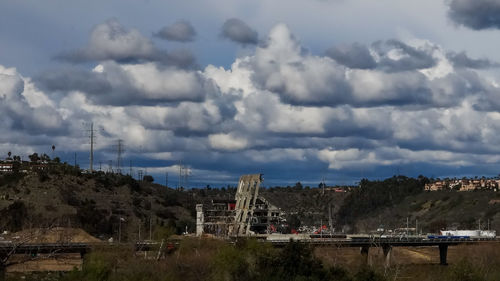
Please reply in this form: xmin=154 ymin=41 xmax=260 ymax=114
xmin=28 ymin=153 xmax=39 ymax=163
xmin=143 ymin=175 xmax=154 ymax=182
xmin=40 ymin=153 xmax=50 ymax=163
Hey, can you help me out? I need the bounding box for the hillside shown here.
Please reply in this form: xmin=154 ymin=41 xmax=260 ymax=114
xmin=2 ymin=169 xmax=499 ymax=238
xmin=352 ymin=190 xmax=500 ymax=233
xmin=0 ymin=167 xmax=196 ymax=241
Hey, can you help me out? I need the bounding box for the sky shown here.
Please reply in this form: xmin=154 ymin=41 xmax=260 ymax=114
xmin=2 ymin=0 xmax=500 ymax=187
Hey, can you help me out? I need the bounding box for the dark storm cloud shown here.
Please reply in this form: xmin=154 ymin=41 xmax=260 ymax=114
xmin=221 ymin=18 xmax=258 ymax=45
xmin=446 ymin=51 xmax=500 ymax=69
xmin=448 ymin=0 xmax=500 ymax=30
xmin=371 ymin=39 xmax=437 ymax=72
xmin=325 ymin=42 xmax=376 ymax=69
xmin=155 ymin=20 xmax=196 ymax=42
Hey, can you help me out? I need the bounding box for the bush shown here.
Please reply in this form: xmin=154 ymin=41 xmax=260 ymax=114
xmin=447 ymin=259 xmax=484 ymax=281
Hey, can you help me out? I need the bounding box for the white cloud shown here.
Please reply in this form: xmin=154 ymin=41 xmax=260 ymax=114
xmin=208 ymin=133 xmax=249 ymax=151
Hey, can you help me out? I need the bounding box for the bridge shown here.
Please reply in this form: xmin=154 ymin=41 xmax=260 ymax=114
xmin=262 ymin=235 xmax=500 ymax=266
xmin=0 ymin=241 xmax=161 ymax=258
xmin=0 ymin=236 xmax=498 ymax=273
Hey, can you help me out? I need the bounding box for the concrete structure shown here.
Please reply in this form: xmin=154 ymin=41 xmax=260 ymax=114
xmin=196 ymin=204 xmax=204 ymax=237
xmin=195 ymin=174 xmax=284 ymax=237
xmin=232 ymin=174 xmax=263 ymax=236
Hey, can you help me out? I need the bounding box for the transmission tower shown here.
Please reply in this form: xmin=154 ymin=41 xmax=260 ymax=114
xmin=108 ymin=160 xmax=113 ymax=173
xmin=86 ymin=122 xmax=97 ymax=172
xmin=114 ymin=139 xmax=124 ymax=174
xmin=177 ymin=161 xmax=191 ymax=189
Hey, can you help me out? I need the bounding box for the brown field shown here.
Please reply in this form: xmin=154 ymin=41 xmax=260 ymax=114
xmin=315 ymin=242 xmax=500 ymax=268
xmin=6 ymin=253 xmax=82 ymax=273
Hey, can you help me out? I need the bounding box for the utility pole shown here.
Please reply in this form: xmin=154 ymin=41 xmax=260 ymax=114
xmin=328 ymin=204 xmax=333 ymax=233
xmin=74 ymin=153 xmax=77 ymax=167
xmin=406 ymin=217 xmax=409 ymax=236
xmin=165 ymin=171 xmax=168 ymax=187
xmin=149 ymin=196 xmax=153 ymax=240
xmin=129 ymin=160 xmax=132 ymax=176
xmin=321 ymin=176 xmax=325 ymax=195
xmin=178 ymin=161 xmax=182 ymax=190
xmin=119 ymin=217 xmax=121 ymax=243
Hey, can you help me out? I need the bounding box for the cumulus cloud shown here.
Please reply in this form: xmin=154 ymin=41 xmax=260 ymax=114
xmin=38 ymin=62 xmax=212 ymax=105
xmin=446 ymin=51 xmax=500 ymax=69
xmin=155 ymin=20 xmax=196 ymax=42
xmin=0 ymin=65 xmax=68 ymax=136
xmin=56 ymin=19 xmax=156 ymax=63
xmin=208 ymin=133 xmax=249 ymax=151
xmin=7 ymin=22 xmax=500 ymax=185
xmin=250 ymin=24 xmax=351 ymax=106
xmin=246 ymin=25 xmax=462 ymax=108
xmin=447 ymin=0 xmax=500 ymax=30
xmin=371 ymin=39 xmax=437 ymax=72
xmin=56 ymin=19 xmax=196 ymax=68
xmin=221 ymin=18 xmax=258 ymax=45
xmin=326 ymin=40 xmax=437 ymax=72
xmin=325 ymin=42 xmax=376 ymax=69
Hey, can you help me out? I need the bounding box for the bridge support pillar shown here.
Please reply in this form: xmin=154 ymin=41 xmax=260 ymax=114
xmin=382 ymin=245 xmax=392 ymax=268
xmin=360 ymin=246 xmax=371 ymax=265
xmin=0 ymin=263 xmax=5 ymax=281
xmin=439 ymin=244 xmax=448 ymax=266
xmin=80 ymin=250 xmax=87 ymax=259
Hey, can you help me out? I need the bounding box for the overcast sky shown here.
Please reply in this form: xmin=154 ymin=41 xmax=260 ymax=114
xmin=2 ymin=0 xmax=500 ymax=187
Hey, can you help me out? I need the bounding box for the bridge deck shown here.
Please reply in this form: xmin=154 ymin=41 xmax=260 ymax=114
xmin=264 ymin=237 xmax=499 ymax=247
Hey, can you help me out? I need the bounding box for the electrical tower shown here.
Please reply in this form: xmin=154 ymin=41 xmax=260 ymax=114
xmin=178 ymin=162 xmax=191 ymax=189
xmin=86 ymin=122 xmax=97 ymax=172
xmin=108 ymin=160 xmax=113 ymax=173
xmin=115 ymin=139 xmax=124 ymax=174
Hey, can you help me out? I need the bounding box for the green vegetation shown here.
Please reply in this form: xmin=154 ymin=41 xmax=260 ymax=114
xmin=337 ymin=176 xmax=427 ymax=225
xmin=11 ymin=239 xmax=500 ymax=281
xmin=22 ymin=239 xmax=386 ymax=281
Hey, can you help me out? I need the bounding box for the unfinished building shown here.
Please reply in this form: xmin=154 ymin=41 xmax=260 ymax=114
xmin=196 ymin=174 xmax=284 ymax=237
